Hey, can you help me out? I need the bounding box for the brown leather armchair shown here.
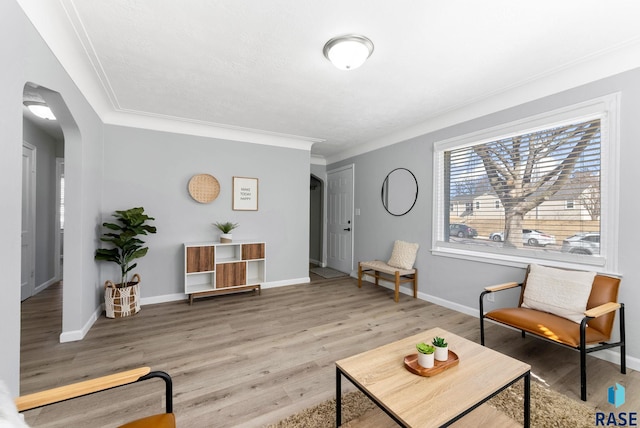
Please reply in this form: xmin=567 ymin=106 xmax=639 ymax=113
xmin=479 ymin=267 xmax=625 ymax=401
xmin=15 ymin=367 xmax=175 ymax=427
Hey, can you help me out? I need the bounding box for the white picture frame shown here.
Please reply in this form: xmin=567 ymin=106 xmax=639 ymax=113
xmin=232 ymin=176 xmax=258 ymax=211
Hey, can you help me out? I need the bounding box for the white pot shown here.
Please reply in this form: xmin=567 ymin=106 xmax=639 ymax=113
xmin=434 ymin=345 xmax=449 ymax=362
xmin=220 ymin=233 xmax=232 ymax=243
xmin=417 ymin=352 xmax=434 ymax=368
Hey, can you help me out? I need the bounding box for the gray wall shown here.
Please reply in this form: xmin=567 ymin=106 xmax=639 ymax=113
xmin=1 ymin=0 xmax=26 ymax=394
xmin=101 ymin=125 xmax=311 ymax=294
xmin=1 ymin=1 xmax=105 ymax=394
xmin=330 ymin=67 xmax=640 ymax=368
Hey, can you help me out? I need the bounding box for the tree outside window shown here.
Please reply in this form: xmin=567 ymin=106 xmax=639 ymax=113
xmin=433 ymin=94 xmax=619 ymax=271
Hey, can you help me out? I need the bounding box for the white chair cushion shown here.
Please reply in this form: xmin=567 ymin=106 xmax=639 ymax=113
xmin=387 ymin=240 xmax=419 ymax=270
xmin=521 ymin=264 xmax=596 ymax=323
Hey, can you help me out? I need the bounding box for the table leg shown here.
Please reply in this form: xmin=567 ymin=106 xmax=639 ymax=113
xmin=336 ymin=366 xmax=342 ymax=427
xmin=524 ymin=371 xmax=530 ymax=428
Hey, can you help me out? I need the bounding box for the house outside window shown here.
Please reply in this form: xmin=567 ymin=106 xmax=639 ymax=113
xmin=432 ymin=94 xmax=619 ymax=272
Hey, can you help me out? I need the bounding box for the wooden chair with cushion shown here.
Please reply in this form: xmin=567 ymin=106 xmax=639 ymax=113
xmin=13 ymin=367 xmax=175 ymax=427
xmin=358 ymin=240 xmax=419 ymax=303
xmin=479 ymin=264 xmax=625 ymax=401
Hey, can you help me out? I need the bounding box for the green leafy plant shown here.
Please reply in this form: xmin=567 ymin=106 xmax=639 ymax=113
xmin=432 ymin=336 xmax=448 ymax=348
xmin=416 ymin=343 xmax=435 ymax=354
xmin=214 ymin=221 xmax=239 ymax=233
xmin=95 ymin=207 xmax=157 ymax=287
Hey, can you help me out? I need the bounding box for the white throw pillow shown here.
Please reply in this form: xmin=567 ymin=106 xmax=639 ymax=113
xmin=0 ymin=381 xmax=30 ymax=428
xmin=387 ymin=240 xmax=419 ymax=270
xmin=521 ymin=264 xmax=596 ymax=323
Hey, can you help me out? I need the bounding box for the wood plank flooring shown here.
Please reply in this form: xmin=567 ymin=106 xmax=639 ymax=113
xmin=20 ymin=273 xmax=638 ymax=427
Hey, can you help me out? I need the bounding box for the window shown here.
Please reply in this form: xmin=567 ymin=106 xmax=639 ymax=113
xmin=465 ymin=202 xmax=473 ymax=212
xmin=432 ymin=94 xmax=619 ymax=272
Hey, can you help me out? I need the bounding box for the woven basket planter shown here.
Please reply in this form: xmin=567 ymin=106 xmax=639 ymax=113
xmin=104 ymin=273 xmax=141 ymax=318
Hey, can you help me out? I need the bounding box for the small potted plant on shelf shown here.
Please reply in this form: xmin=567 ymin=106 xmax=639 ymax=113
xmin=416 ymin=342 xmax=435 ymax=368
xmin=432 ymin=336 xmax=449 ymax=361
xmin=95 ymin=207 xmax=157 ymax=318
xmin=214 ymin=221 xmax=239 ymax=243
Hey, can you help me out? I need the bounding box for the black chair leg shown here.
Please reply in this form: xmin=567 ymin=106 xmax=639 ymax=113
xmin=580 ymin=346 xmax=587 ymax=401
xmin=620 ymin=303 xmax=626 ymax=374
xmin=580 ymin=318 xmax=589 ymax=401
xmin=479 ymin=291 xmax=487 ymax=345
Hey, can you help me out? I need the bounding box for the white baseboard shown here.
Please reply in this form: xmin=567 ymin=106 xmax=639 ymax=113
xmin=34 ymin=277 xmax=59 ymax=295
xmin=59 ymin=305 xmax=100 ymax=343
xmin=141 ymin=293 xmax=187 ymax=306
xmin=262 ymin=277 xmax=310 ymax=289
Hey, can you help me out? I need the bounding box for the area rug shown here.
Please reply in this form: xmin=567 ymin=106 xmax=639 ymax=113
xmin=268 ymin=381 xmax=596 ymax=427
xmin=310 ymin=267 xmax=348 ymax=279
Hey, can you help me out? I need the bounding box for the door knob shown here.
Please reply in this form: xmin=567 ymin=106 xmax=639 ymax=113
xmin=344 ymin=228 xmax=351 ymax=231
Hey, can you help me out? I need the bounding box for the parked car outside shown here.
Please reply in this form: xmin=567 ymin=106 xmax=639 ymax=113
xmin=561 ymin=232 xmax=600 ymax=255
xmin=449 ymin=223 xmax=478 ymax=238
xmin=489 ymin=229 xmax=556 ymax=246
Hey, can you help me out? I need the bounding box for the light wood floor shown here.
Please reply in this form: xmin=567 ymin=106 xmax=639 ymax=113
xmin=20 ymin=273 xmax=638 ymax=427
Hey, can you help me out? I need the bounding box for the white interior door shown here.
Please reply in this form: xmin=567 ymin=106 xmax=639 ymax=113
xmin=21 ymin=143 xmax=36 ymax=301
xmin=327 ymin=165 xmax=354 ymax=273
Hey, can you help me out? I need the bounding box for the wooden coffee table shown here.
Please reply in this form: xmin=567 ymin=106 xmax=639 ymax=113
xmin=336 ymin=327 xmax=530 ymax=427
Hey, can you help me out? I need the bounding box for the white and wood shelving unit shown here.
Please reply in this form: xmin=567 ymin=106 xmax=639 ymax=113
xmin=183 ymin=241 xmax=265 ymax=305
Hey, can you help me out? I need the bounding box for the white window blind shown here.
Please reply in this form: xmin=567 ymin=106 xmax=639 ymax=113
xmin=432 ymin=94 xmax=620 ymax=273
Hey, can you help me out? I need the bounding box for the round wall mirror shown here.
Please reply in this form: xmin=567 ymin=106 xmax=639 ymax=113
xmin=381 ymin=168 xmax=418 ymax=216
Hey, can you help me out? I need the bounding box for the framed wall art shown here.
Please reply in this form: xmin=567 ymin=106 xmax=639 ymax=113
xmin=232 ymin=176 xmax=258 ymax=211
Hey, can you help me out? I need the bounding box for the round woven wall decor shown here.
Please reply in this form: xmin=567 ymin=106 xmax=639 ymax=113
xmin=188 ymin=174 xmax=220 ymax=203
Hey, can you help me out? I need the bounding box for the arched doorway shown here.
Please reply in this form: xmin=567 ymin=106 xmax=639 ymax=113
xmin=309 ymin=175 xmax=324 ymax=267
xmin=21 ymin=82 xmax=80 ymax=345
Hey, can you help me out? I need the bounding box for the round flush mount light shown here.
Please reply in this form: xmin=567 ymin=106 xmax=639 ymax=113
xmin=24 ymin=101 xmax=56 ymax=121
xmin=323 ymin=34 xmax=374 ymax=71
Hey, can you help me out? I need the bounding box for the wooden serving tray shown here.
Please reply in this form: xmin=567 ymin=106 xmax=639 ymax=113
xmin=404 ymin=351 xmax=459 ymax=377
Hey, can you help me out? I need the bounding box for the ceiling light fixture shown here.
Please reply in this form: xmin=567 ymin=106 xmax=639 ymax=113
xmin=323 ymin=34 xmax=374 ymax=71
xmin=24 ymin=102 xmax=56 ymax=121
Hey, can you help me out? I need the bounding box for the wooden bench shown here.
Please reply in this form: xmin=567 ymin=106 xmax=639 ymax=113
xmin=358 ymin=260 xmax=417 ymax=303
xmin=479 ymin=266 xmax=625 ymax=401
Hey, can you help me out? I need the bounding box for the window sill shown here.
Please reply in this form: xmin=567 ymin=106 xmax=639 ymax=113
xmin=430 ymin=242 xmax=620 ymax=277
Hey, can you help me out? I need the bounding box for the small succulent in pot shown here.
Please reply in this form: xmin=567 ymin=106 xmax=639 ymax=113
xmin=416 ymin=343 xmax=435 ymax=354
xmin=432 ymin=336 xmax=448 ymax=348
xmin=214 ymin=221 xmax=239 ymax=243
xmin=416 ymin=342 xmax=435 ymax=368
xmin=432 ymin=336 xmax=449 ymax=362
xmin=214 ymin=221 xmax=239 ymax=233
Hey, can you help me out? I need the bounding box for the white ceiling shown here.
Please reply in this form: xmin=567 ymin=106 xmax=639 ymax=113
xmin=18 ymin=1 xmax=640 ymax=161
